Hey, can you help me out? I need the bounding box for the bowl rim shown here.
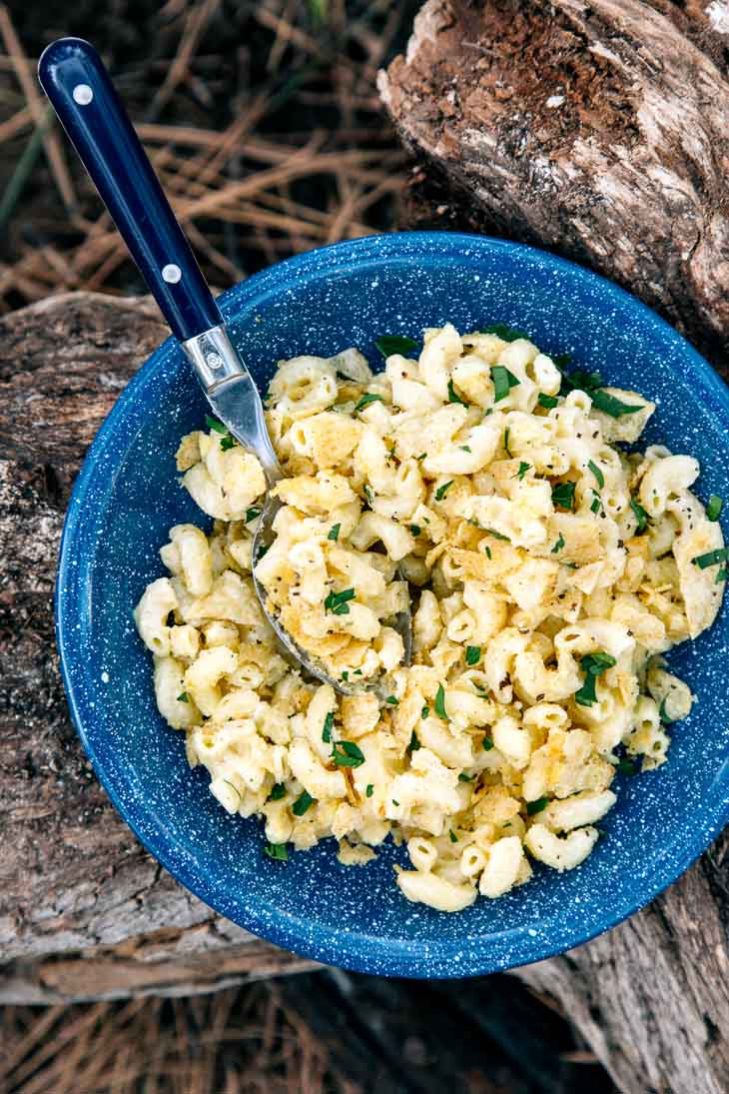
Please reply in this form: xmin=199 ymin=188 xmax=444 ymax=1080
xmin=55 ymin=230 xmax=729 ymax=978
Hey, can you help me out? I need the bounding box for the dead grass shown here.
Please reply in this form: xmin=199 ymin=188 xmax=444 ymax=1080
xmin=0 ymin=982 xmax=353 ymax=1094
xmin=0 ymin=0 xmax=414 ymax=313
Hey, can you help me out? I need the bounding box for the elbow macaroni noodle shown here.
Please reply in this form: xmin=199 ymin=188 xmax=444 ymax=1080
xmin=135 ymin=324 xmax=725 ymax=912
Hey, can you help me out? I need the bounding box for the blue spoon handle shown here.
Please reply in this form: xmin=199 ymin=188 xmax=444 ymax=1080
xmin=38 ymin=37 xmax=221 ymax=342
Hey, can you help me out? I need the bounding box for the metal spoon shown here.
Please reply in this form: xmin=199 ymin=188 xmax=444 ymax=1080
xmin=38 ymin=37 xmax=411 ymax=695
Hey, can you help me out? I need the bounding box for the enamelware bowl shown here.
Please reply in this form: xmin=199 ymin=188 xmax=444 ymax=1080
xmin=56 ymin=231 xmax=729 ymax=978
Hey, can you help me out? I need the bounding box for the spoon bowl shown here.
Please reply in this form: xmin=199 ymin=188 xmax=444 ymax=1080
xmin=251 ymin=494 xmax=413 ymax=697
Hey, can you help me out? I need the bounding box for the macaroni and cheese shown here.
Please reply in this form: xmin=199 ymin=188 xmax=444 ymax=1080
xmin=135 ymin=324 xmax=725 ymax=912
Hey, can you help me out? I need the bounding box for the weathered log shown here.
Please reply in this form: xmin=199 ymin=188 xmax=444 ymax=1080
xmin=2 ymin=293 xmax=728 ymax=1092
xmin=378 ymin=0 xmax=729 ymax=373
xmin=514 ymin=839 xmax=729 ymax=1094
xmin=0 ymin=293 xmax=315 ymax=1001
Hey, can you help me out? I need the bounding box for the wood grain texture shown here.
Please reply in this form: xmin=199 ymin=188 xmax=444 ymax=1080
xmin=0 ymin=293 xmax=314 ymax=992
xmin=378 ymin=0 xmax=729 ymax=373
xmin=515 ymin=831 xmax=729 ymax=1094
xmin=1 ymin=930 xmax=314 ymax=1005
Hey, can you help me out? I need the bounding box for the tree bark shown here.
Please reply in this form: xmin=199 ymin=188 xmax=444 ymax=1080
xmin=0 ymin=293 xmax=316 ymax=1003
xmin=1 ymin=284 xmax=728 ymax=1090
xmin=378 ymin=0 xmax=729 ymax=373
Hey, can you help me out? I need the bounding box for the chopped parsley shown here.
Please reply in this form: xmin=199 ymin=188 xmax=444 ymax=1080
xmin=538 ymin=392 xmax=559 ymax=409
xmin=421 ymin=705 xmax=430 ymax=719
xmin=491 ymin=365 xmax=520 ymax=402
xmin=575 ymin=674 xmax=598 ymax=706
xmin=408 ymin=731 xmax=421 ymax=753
xmin=658 ymin=696 xmax=675 ymax=724
xmin=324 ymin=587 xmax=356 ymax=614
xmin=717 ymin=567 xmax=728 ymax=584
xmin=590 ymin=493 xmax=602 ymax=514
xmin=355 ymin=392 xmax=384 ymax=413
xmin=460 ymin=444 xmax=472 ymax=453
xmin=245 ymin=507 xmax=261 ymax=523
xmin=574 ymin=652 xmax=617 ymax=707
xmin=481 ymin=323 xmax=530 ymax=342
xmin=465 ymin=645 xmax=481 ymax=666
xmin=692 ymin=547 xmax=729 ymax=570
xmin=205 ymin=415 xmax=227 ymax=434
xmin=485 ymin=528 xmax=510 ymax=541
xmin=552 ymin=481 xmax=576 ymax=511
xmin=292 ymin=790 xmax=315 ymax=817
xmin=410 ymin=524 xmax=421 ymax=536
xmin=449 ymin=829 xmax=458 ymax=843
xmin=341 ymin=671 xmax=349 ymax=682
xmin=630 ymin=497 xmax=649 ymax=532
xmin=264 ymin=842 xmax=289 ymax=862
xmin=458 ymin=772 xmax=474 ymax=782
xmin=588 ymin=460 xmax=604 ymax=489
xmin=558 ymin=365 xmax=598 ymax=393
xmin=526 ymin=797 xmax=548 ymax=815
xmin=205 ymin=415 xmax=236 ymax=450
xmin=583 ymin=651 xmax=618 ymax=674
xmin=707 ymin=494 xmax=723 ymax=521
xmin=616 ymin=758 xmax=639 ymax=776
xmin=504 ymin=428 xmax=512 ymax=457
xmin=434 ymin=684 xmax=448 ymax=721
xmin=328 ymin=523 xmax=341 ymax=541
xmin=375 ymin=335 xmax=418 ymax=358
xmin=268 ymin=783 xmax=287 ymax=801
xmin=386 ymin=695 xmax=399 ymax=706
xmin=484 ymin=545 xmax=492 ymax=559
xmin=256 ymin=543 xmax=270 ymax=561
xmin=556 ymin=364 xmax=643 ymax=417
xmin=482 ymin=736 xmax=494 ymax=751
xmin=322 ymin=711 xmax=334 ymax=743
xmin=551 ymin=532 xmax=565 ymax=554
xmin=177 ymin=692 xmax=189 ymax=703
xmin=448 ymin=379 xmax=468 ymax=406
xmin=366 ymin=784 xmax=374 ymax=797
xmin=516 ymin=461 xmax=530 ymax=480
xmin=590 ymin=389 xmax=643 ymax=418
xmin=331 ymin=740 xmax=365 ymax=768
xmin=435 ymin=480 xmax=454 ymax=501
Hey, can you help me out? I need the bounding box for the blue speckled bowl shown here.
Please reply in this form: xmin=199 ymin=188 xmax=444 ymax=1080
xmin=56 ymin=232 xmax=729 ymax=978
